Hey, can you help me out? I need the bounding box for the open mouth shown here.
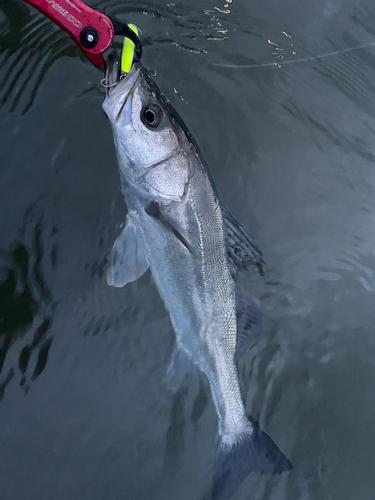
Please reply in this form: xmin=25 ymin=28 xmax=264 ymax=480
xmin=104 ymin=51 xmax=122 ymax=94
xmin=103 ymin=51 xmax=141 ymax=98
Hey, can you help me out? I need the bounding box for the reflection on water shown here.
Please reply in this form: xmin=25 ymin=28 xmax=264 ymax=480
xmin=0 ymin=207 xmax=55 ymax=398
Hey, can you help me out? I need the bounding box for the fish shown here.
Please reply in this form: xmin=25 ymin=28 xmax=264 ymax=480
xmin=102 ymin=51 xmax=292 ymax=500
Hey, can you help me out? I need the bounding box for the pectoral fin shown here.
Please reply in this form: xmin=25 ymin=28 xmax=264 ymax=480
xmin=145 ymin=202 xmax=194 ymax=255
xmin=221 ymin=205 xmax=265 ymax=277
xmin=235 ymin=285 xmax=262 ymax=358
xmin=107 ymin=217 xmax=149 ymax=287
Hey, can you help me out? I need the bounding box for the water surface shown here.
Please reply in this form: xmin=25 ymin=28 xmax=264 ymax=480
xmin=1 ymin=1 xmax=375 ymax=499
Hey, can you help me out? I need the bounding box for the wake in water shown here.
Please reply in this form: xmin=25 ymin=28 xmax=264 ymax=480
xmin=213 ymin=41 xmax=375 ymax=68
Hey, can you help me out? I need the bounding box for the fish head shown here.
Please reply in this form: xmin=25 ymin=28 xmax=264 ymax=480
xmin=102 ymin=52 xmax=193 ymax=202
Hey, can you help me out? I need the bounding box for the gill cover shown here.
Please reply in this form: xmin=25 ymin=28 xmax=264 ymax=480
xmin=103 ymin=61 xmax=192 ymax=203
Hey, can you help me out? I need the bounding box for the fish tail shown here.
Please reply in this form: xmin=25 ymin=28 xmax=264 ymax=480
xmin=212 ymin=419 xmax=292 ymax=500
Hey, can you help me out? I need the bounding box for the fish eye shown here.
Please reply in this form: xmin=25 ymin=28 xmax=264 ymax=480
xmin=142 ymin=104 xmax=162 ymax=128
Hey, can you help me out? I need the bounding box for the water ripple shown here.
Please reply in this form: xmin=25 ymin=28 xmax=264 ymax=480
xmin=0 ymin=1 xmax=230 ymax=114
xmin=0 ymin=4 xmax=82 ymax=114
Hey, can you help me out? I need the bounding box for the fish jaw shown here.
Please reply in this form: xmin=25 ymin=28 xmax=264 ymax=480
xmin=102 ymin=51 xmax=141 ymax=124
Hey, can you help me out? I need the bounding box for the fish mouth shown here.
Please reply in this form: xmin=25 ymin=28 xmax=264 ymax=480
xmin=105 ymin=51 xmax=121 ymax=92
xmin=104 ymin=51 xmax=140 ymax=96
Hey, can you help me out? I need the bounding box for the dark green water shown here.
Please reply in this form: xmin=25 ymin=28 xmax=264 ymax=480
xmin=2 ymin=1 xmax=375 ymax=499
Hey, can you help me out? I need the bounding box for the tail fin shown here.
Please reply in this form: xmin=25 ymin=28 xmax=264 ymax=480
xmin=213 ymin=419 xmax=292 ymax=500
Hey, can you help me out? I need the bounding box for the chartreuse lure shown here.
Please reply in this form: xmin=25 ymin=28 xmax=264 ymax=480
xmin=121 ymin=24 xmax=139 ymax=73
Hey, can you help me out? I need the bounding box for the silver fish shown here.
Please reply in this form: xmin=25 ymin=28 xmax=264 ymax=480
xmin=102 ymin=52 xmax=291 ymax=500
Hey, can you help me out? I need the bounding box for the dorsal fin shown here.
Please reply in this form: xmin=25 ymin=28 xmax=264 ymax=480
xmin=221 ymin=205 xmax=265 ymax=277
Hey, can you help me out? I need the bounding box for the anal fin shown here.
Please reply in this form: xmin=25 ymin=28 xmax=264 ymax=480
xmin=165 ymin=346 xmax=194 ymax=393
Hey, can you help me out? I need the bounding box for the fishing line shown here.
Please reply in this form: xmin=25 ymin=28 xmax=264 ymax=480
xmin=213 ymin=41 xmax=375 ymax=68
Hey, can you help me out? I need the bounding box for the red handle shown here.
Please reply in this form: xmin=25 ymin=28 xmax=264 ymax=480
xmin=22 ymin=0 xmax=114 ymax=69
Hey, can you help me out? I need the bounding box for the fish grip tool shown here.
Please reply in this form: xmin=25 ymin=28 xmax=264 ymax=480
xmin=21 ymin=0 xmax=142 ymax=71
